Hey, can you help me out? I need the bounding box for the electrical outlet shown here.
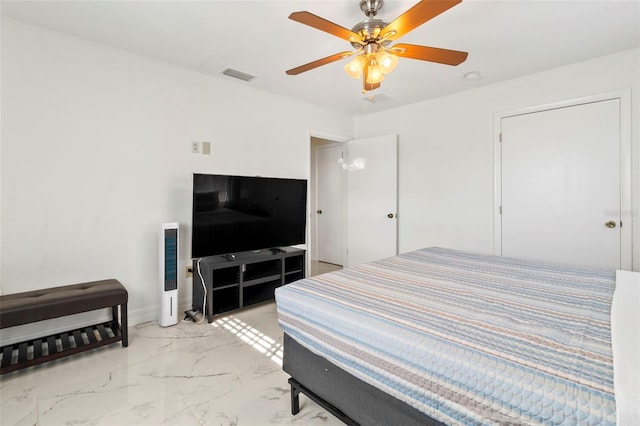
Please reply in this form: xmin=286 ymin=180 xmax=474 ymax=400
xmin=186 ymin=266 xmax=193 ymax=278
xmin=191 ymin=141 xmax=200 ymax=154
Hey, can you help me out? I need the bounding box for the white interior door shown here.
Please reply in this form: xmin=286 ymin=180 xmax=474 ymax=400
xmin=500 ymin=98 xmax=623 ymax=269
xmin=347 ymin=135 xmax=398 ymax=267
xmin=316 ymin=144 xmax=344 ymax=265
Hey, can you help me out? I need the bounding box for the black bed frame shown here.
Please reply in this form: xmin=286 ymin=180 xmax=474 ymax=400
xmin=283 ymin=333 xmax=444 ymax=426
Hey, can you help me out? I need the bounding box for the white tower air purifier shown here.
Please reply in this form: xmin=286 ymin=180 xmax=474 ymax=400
xmin=159 ymin=222 xmax=179 ymax=327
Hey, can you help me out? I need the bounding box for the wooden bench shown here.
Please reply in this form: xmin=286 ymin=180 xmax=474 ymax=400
xmin=0 ymin=279 xmax=128 ymax=374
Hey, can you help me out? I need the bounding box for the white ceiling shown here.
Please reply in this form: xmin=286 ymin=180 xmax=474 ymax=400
xmin=2 ymin=0 xmax=639 ymax=116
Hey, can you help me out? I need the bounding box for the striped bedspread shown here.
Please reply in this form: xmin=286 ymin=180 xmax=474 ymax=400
xmin=275 ymin=247 xmax=617 ymax=425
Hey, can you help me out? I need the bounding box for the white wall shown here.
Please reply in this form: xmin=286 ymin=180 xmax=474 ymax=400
xmin=0 ymin=18 xmax=352 ymax=339
xmin=2 ymin=17 xmax=638 ymax=345
xmin=354 ymin=49 xmax=640 ymax=270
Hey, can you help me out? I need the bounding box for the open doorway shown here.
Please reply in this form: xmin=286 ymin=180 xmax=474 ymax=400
xmin=310 ymin=136 xmax=345 ymax=276
xmin=307 ymin=132 xmax=397 ymax=274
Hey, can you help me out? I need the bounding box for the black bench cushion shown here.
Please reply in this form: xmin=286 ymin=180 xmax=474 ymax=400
xmin=0 ymin=279 xmax=128 ymax=329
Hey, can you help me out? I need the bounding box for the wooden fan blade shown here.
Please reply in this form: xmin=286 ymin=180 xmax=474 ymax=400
xmin=286 ymin=51 xmax=354 ymax=75
xmin=392 ymin=43 xmax=468 ymax=65
xmin=381 ymin=0 xmax=462 ymax=41
xmin=289 ymin=11 xmax=362 ymax=43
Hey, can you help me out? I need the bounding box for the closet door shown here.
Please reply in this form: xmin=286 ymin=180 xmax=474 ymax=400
xmin=500 ymin=98 xmax=623 ymax=269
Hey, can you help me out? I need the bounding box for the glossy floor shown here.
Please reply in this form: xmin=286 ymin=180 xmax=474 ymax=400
xmin=0 ymin=303 xmax=343 ymax=425
xmin=310 ymin=261 xmax=342 ymax=277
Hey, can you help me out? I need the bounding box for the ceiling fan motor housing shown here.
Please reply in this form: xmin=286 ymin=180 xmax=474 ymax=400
xmin=350 ymin=19 xmax=390 ymax=49
xmin=360 ymin=0 xmax=384 ymax=17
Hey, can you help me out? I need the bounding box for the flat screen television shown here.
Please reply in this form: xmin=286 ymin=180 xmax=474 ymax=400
xmin=191 ymin=173 xmax=307 ymax=258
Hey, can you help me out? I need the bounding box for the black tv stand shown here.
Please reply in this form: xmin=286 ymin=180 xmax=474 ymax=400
xmin=192 ymin=247 xmax=305 ymax=323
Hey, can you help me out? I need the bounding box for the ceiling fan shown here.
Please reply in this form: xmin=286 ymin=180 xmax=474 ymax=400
xmin=286 ymin=0 xmax=468 ymax=93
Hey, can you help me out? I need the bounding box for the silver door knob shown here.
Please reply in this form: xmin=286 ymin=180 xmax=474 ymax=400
xmin=317 ymin=210 xmax=322 ymax=214
xmin=605 ymin=220 xmax=617 ymax=228
xmin=387 ymin=213 xmax=394 ymax=219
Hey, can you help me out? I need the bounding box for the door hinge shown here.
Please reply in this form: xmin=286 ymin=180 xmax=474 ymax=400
xmin=499 ymin=133 xmax=503 ymax=143
xmin=499 ymin=205 xmax=502 ymax=215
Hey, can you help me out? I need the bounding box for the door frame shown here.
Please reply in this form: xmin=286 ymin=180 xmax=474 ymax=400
xmin=493 ymin=89 xmax=632 ymax=270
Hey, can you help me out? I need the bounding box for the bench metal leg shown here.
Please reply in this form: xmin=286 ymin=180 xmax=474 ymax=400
xmin=112 ymin=304 xmax=128 ymax=347
xmin=120 ymin=303 xmax=128 ymax=347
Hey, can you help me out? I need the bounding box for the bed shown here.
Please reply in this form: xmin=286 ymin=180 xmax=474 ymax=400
xmin=275 ymin=247 xmax=639 ymax=425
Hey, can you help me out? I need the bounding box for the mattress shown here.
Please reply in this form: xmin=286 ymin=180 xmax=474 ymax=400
xmin=275 ymin=247 xmax=622 ymax=425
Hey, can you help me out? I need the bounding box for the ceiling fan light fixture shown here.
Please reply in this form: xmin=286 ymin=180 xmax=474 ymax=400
xmin=365 ymin=60 xmax=384 ymax=84
xmin=286 ymin=0 xmax=468 ymax=93
xmin=376 ymin=50 xmax=398 ymax=74
xmin=345 ymin=55 xmax=366 ymax=79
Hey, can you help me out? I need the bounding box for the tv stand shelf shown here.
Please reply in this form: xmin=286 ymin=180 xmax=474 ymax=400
xmin=192 ymin=247 xmax=305 ymax=323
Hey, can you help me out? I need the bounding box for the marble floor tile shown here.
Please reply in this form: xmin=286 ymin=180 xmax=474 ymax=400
xmin=0 ymin=303 xmax=344 ymax=426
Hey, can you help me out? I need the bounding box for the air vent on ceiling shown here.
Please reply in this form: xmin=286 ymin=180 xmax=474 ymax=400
xmin=222 ymin=68 xmax=256 ymax=82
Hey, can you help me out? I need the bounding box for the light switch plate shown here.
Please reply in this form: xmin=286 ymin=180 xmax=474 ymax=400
xmin=202 ymin=141 xmax=211 ymax=155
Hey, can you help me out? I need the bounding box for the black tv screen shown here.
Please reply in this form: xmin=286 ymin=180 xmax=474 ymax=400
xmin=191 ymin=174 xmax=307 ymax=258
